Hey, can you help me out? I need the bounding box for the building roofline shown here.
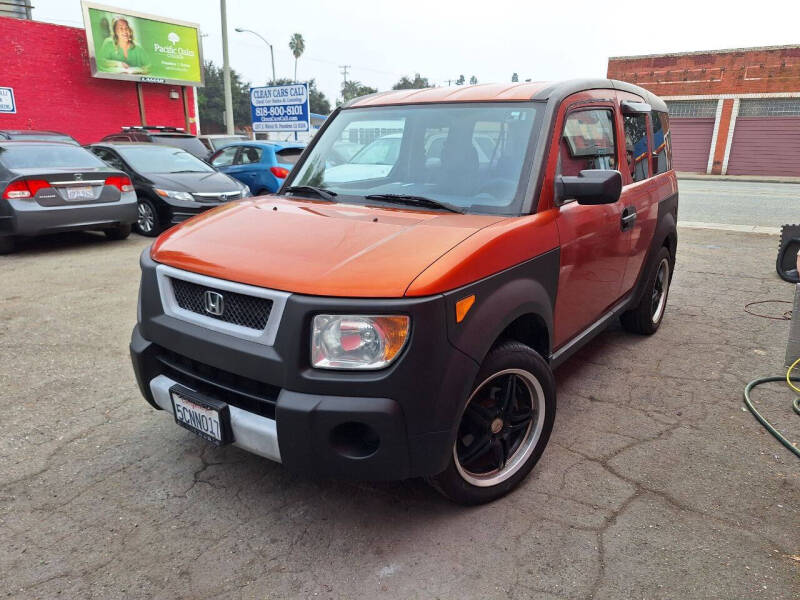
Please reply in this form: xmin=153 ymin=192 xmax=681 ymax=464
xmin=609 ymin=44 xmax=800 ymax=61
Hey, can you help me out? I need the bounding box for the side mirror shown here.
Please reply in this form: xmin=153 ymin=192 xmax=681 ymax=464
xmin=556 ymin=169 xmax=622 ymax=205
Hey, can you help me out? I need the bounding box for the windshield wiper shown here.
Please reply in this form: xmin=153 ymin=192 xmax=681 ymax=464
xmin=169 ymin=169 xmax=208 ymax=173
xmin=364 ymin=193 xmax=463 ymax=214
xmin=284 ymin=185 xmax=338 ymax=201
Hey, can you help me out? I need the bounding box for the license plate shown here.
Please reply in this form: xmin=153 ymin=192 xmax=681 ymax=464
xmin=65 ymin=186 xmax=94 ymax=201
xmin=170 ymin=385 xmax=231 ymax=445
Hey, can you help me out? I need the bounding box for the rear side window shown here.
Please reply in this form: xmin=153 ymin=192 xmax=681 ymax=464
xmin=275 ymin=148 xmax=303 ymax=165
xmin=0 ymin=144 xmax=105 ymax=169
xmin=150 ymin=135 xmax=209 ymax=158
xmin=650 ymin=111 xmax=671 ymax=175
xmin=91 ymin=147 xmax=127 ymax=171
xmin=559 ymin=109 xmax=617 ymax=176
xmin=623 ymin=114 xmax=650 ymax=182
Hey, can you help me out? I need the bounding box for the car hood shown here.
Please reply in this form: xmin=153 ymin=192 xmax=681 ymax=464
xmin=150 ymin=195 xmax=504 ymax=297
xmin=144 ymin=170 xmax=241 ymax=193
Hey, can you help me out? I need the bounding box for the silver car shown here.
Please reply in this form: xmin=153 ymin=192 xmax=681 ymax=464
xmin=0 ymin=141 xmax=137 ymax=253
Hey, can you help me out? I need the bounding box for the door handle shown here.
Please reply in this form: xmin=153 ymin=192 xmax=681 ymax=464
xmin=621 ymin=207 xmax=637 ymax=231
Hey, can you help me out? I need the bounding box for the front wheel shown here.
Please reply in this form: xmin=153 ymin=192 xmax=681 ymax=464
xmin=429 ymin=341 xmax=556 ymax=505
xmin=135 ymin=197 xmax=162 ymax=237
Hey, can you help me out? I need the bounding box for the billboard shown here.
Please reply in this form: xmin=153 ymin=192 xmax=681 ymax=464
xmin=81 ymin=2 xmax=204 ymax=87
xmin=250 ymin=83 xmax=310 ymax=132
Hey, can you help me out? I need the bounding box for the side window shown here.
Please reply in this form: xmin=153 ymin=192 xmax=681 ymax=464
xmin=650 ymin=111 xmax=671 ymax=175
xmin=559 ymin=109 xmax=617 ymax=177
xmin=240 ymin=146 xmax=263 ymax=164
xmin=623 ymin=113 xmax=650 ymax=182
xmin=92 ymin=148 xmax=127 ymax=172
xmin=211 ymin=146 xmax=239 ymax=167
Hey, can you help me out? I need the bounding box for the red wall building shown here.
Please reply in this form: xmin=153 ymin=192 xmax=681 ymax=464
xmin=0 ymin=16 xmax=197 ymax=144
xmin=608 ymin=45 xmax=800 ymax=176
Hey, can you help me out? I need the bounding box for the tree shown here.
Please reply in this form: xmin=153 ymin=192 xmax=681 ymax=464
xmin=455 ymin=74 xmax=465 ymax=85
xmin=288 ymin=33 xmax=305 ymax=83
xmin=340 ymin=80 xmax=377 ymax=103
xmin=511 ymin=72 xmax=519 ymax=82
xmin=265 ymin=77 xmax=331 ymax=115
xmin=469 ymin=75 xmax=478 ymax=85
xmin=197 ymin=61 xmax=252 ymax=133
xmin=392 ymin=73 xmax=430 ymax=90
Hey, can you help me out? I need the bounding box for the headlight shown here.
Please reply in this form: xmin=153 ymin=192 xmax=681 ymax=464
xmin=311 ymin=315 xmax=410 ymax=370
xmin=155 ymin=189 xmax=194 ymax=201
xmin=240 ymin=184 xmax=252 ymax=198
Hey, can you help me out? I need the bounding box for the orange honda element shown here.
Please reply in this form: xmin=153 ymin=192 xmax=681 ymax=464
xmin=131 ymin=79 xmax=678 ymax=504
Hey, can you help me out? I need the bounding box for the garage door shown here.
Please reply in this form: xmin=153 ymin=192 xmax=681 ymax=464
xmin=726 ymin=99 xmax=800 ymax=176
xmin=666 ymin=101 xmax=718 ymax=173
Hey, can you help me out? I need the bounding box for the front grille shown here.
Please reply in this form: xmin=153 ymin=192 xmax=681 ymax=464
xmin=191 ymin=191 xmax=241 ymax=203
xmin=171 ymin=277 xmax=272 ymax=330
xmin=156 ymin=347 xmax=279 ymax=419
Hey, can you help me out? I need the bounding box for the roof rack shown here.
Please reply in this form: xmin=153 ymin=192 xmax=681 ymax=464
xmin=121 ymin=125 xmax=186 ymax=133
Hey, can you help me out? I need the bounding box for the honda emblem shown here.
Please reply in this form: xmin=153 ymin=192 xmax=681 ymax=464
xmin=203 ymin=290 xmax=224 ymax=316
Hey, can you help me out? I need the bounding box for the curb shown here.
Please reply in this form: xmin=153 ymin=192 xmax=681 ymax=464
xmin=678 ymin=221 xmax=780 ymax=235
xmin=677 ymin=173 xmax=800 ymax=184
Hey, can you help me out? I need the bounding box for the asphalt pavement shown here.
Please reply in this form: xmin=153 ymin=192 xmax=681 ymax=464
xmin=678 ymin=179 xmax=800 ymax=229
xmin=1 ymin=206 xmax=799 ymax=599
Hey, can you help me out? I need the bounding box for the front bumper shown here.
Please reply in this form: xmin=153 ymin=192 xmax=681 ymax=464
xmin=0 ymin=194 xmax=137 ymax=237
xmin=130 ymin=255 xmax=479 ymax=480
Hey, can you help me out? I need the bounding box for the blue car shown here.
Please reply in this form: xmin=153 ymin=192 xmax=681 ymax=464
xmin=209 ymin=141 xmax=305 ymax=195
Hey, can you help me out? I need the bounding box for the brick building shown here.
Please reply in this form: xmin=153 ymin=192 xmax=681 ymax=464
xmin=608 ymin=45 xmax=800 ymax=176
xmin=0 ymin=16 xmax=197 ymax=144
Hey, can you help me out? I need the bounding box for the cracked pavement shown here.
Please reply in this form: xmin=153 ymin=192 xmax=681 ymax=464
xmin=1 ymin=227 xmax=798 ymax=599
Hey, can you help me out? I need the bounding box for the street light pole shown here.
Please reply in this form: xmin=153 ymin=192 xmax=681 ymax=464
xmin=220 ymin=0 xmax=234 ymax=134
xmin=235 ymin=28 xmax=275 ymax=84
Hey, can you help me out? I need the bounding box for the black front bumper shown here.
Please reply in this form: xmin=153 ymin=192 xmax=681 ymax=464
xmin=131 ymin=253 xmax=480 ymax=480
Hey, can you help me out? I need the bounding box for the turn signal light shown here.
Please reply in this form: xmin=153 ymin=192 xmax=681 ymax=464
xmin=270 ymin=166 xmax=289 ymax=179
xmin=2 ymin=179 xmax=50 ymax=199
xmin=105 ymin=175 xmax=134 ymax=192
xmin=455 ymin=295 xmax=476 ymax=323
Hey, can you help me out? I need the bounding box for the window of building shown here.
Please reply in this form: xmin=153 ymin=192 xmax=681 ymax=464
xmin=558 ymin=109 xmax=617 ymax=177
xmin=738 ymin=98 xmax=800 ymax=117
xmin=665 ymin=100 xmax=717 ymax=118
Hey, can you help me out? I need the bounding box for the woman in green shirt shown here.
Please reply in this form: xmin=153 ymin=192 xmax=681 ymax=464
xmin=99 ymin=18 xmax=149 ymax=74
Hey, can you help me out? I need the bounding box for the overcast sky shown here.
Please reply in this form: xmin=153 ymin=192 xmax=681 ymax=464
xmin=33 ymin=0 xmax=800 ymax=106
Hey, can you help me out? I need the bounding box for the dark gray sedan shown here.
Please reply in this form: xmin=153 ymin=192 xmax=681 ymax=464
xmin=0 ymin=141 xmax=137 ymax=253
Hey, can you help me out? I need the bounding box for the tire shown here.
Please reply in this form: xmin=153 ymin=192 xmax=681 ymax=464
xmin=428 ymin=341 xmax=556 ymax=505
xmin=134 ymin=197 xmax=162 ymax=237
xmin=620 ymin=246 xmax=671 ymax=335
xmin=0 ymin=236 xmax=15 ymax=255
xmin=104 ymin=223 xmax=132 ymax=240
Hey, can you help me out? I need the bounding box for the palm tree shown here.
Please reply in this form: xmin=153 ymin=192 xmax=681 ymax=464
xmin=288 ymin=33 xmax=305 ymax=83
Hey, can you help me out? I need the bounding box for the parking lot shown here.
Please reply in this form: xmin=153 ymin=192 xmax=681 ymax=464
xmin=1 ymin=221 xmax=798 ymax=599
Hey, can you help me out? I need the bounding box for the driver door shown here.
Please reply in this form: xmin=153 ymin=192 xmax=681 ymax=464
xmin=551 ymin=104 xmax=628 ymax=347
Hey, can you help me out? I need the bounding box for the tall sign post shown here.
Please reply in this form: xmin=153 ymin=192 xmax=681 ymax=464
xmin=250 ymin=83 xmax=310 ymax=139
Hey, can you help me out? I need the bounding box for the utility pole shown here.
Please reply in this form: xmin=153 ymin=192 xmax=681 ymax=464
xmin=220 ymin=0 xmax=234 ymax=135
xmin=339 ymin=65 xmax=350 ymax=84
xmin=445 ymin=79 xmax=453 ymax=86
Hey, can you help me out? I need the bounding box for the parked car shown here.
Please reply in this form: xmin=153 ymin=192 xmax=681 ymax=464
xmin=198 ymin=134 xmax=248 ymax=155
xmin=100 ymin=126 xmax=209 ymax=159
xmin=209 ymin=141 xmax=305 ymax=195
xmin=0 ymin=129 xmax=79 ymax=145
xmin=0 ymin=141 xmax=136 ymax=253
xmin=130 ymin=79 xmax=678 ymax=504
xmin=87 ymin=142 xmax=250 ymax=236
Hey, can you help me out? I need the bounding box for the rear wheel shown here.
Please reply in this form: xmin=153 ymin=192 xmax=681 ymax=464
xmin=104 ymin=223 xmax=131 ymax=240
xmin=429 ymin=341 xmax=556 ymax=505
xmin=135 ymin=197 xmax=161 ymax=237
xmin=620 ymin=246 xmax=671 ymax=335
xmin=0 ymin=236 xmax=15 ymax=255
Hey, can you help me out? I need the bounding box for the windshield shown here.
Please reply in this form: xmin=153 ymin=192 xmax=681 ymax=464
xmin=285 ymin=102 xmax=541 ymax=215
xmin=9 ymin=133 xmax=78 ymax=145
xmin=150 ymin=135 xmax=210 ymax=158
xmin=116 ymin=145 xmax=215 ymax=173
xmin=0 ymin=144 xmax=105 ymax=169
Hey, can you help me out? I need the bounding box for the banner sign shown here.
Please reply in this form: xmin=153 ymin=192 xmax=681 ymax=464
xmin=0 ymin=87 xmax=15 ymax=114
xmin=81 ymin=2 xmax=204 ymax=86
xmin=250 ymin=83 xmax=310 ymax=132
